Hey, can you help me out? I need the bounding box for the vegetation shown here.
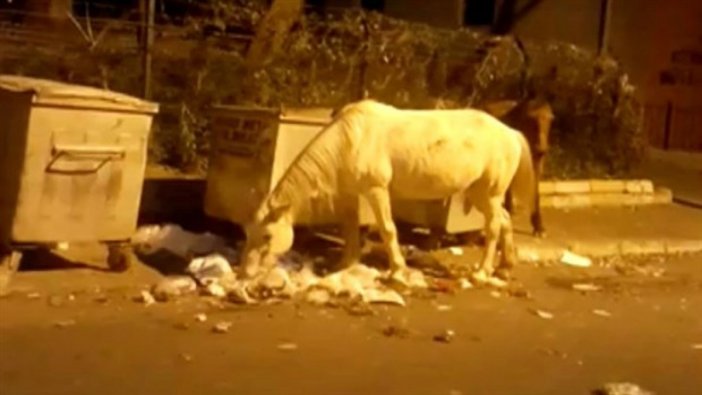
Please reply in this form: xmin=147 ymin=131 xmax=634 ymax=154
xmin=0 ymin=0 xmax=646 ymax=178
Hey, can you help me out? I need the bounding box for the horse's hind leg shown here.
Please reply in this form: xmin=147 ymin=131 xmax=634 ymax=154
xmin=364 ymin=187 xmax=406 ymax=271
xmin=338 ymin=196 xmax=361 ymax=268
xmin=496 ymin=207 xmax=518 ymax=280
xmin=470 ymin=194 xmax=503 ymax=284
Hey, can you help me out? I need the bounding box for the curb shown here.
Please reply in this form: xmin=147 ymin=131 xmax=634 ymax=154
xmin=539 ymin=179 xmax=672 ymax=208
xmin=516 ymin=238 xmax=702 ymax=262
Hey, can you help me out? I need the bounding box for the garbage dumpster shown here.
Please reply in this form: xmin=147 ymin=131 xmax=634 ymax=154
xmin=204 ymin=104 xmax=483 ymax=233
xmin=204 ymin=105 xmax=375 ymax=226
xmin=0 ymin=75 xmax=159 ymax=290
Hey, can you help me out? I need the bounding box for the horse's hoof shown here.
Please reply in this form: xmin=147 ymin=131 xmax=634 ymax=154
xmin=486 ymin=276 xmax=508 ymax=288
xmin=470 ymin=270 xmax=490 ymax=285
xmin=532 ymin=229 xmax=546 ymax=238
xmin=494 ymin=267 xmax=512 ymax=281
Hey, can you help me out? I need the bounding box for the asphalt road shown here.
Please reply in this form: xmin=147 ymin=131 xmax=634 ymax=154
xmin=1 ymin=253 xmax=701 ymax=395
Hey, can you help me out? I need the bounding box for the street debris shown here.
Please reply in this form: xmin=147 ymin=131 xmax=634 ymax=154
xmin=48 ymin=295 xmax=63 ymax=307
xmin=530 ymin=308 xmax=555 ymax=320
xmin=572 ymin=283 xmax=602 ymax=292
xmin=411 ymin=227 xmax=431 ymax=235
xmin=136 ymin=290 xmax=156 ymax=306
xmin=691 ymin=344 xmax=702 ymax=350
xmin=458 ymin=278 xmax=473 ymax=289
xmin=132 ymin=224 xmax=233 ymax=260
xmin=305 ymin=288 xmax=332 ymax=306
xmin=26 ymin=292 xmax=41 ymax=300
xmin=53 ymin=319 xmax=76 ymax=328
xmin=363 ymin=288 xmax=406 ymax=306
xmin=212 ymin=321 xmax=233 ymax=334
xmin=151 ymin=276 xmax=197 ymax=301
xmin=132 ymin=223 xmax=522 ymax=311
xmin=592 ymin=382 xmax=655 ymax=395
xmin=203 ymin=282 xmax=227 ymax=298
xmin=194 ymin=313 xmax=208 ymax=322
xmin=277 ymin=342 xmax=299 ymax=351
xmin=187 ymin=253 xmax=235 ymax=285
xmin=433 ymin=329 xmax=455 ymax=343
xmin=436 ymin=304 xmax=453 ymax=312
xmin=382 ymin=324 xmax=411 ymax=338
xmin=448 ymin=247 xmax=464 ymax=256
xmin=592 ymin=309 xmax=612 ymax=317
xmin=507 ymin=287 xmax=532 ymax=299
xmin=560 ymin=250 xmax=592 ymax=268
xmin=179 ymin=353 xmax=193 ymax=363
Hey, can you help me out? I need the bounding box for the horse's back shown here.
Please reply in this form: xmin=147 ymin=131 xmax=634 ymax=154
xmin=347 ymin=106 xmax=523 ymax=199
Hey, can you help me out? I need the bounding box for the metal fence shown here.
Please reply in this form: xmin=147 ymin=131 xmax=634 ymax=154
xmin=0 ymin=6 xmax=659 ymax=174
xmin=645 ymin=103 xmax=702 ymax=152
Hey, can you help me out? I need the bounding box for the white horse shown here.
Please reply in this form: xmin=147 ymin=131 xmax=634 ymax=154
xmin=240 ymin=99 xmax=536 ymax=284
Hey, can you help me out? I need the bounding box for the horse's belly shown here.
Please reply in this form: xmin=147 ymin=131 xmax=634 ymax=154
xmin=390 ymin=162 xmax=480 ymax=200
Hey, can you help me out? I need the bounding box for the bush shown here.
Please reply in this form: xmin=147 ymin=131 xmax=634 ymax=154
xmin=0 ymin=3 xmax=646 ymax=178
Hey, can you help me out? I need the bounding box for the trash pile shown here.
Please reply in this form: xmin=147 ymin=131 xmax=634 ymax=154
xmin=131 ymin=224 xmax=430 ymax=307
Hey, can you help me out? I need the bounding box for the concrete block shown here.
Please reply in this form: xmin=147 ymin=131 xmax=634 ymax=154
xmin=568 ymin=240 xmax=620 ymax=257
xmin=554 ymin=181 xmax=591 ymax=195
xmin=589 ymin=179 xmax=626 ymax=193
xmin=653 ymin=187 xmax=673 ymax=204
xmin=619 ymin=240 xmax=667 ymax=255
xmin=588 ymin=193 xmax=626 ymax=207
xmin=625 ymin=179 xmax=655 ymax=194
xmin=641 ymin=180 xmax=655 ymax=194
xmin=516 ymin=245 xmax=562 ymax=262
xmin=538 ymin=181 xmax=556 ymax=195
xmin=542 ymin=194 xmax=592 ymax=208
xmin=665 ymin=239 xmax=702 ymax=254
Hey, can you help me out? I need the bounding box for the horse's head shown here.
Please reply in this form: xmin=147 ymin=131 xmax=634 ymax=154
xmin=240 ymin=202 xmax=294 ymax=278
xmin=525 ymin=99 xmax=554 ymax=154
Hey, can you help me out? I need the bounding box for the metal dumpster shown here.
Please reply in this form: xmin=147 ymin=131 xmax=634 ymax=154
xmin=0 ymin=75 xmax=159 ymax=289
xmin=204 ymin=104 xmax=483 ymax=234
xmin=204 ymin=105 xmax=375 ymax=226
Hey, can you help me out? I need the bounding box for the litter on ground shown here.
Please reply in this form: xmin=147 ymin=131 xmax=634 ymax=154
xmin=560 ymin=250 xmax=592 ymax=268
xmin=212 ymin=321 xmax=232 ymax=334
xmin=277 ymin=342 xmax=298 ymax=351
xmin=572 ymin=283 xmax=602 ymax=292
xmin=531 ymin=308 xmax=555 ymax=320
xmin=592 ymin=382 xmax=655 ymax=395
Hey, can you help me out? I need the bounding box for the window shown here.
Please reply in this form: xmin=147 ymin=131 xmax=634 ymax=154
xmin=361 ymin=0 xmax=385 ymax=12
xmin=464 ymin=0 xmax=496 ymax=26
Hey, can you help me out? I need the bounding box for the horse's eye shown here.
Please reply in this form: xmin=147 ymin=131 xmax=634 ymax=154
xmin=262 ymin=234 xmax=272 ymax=243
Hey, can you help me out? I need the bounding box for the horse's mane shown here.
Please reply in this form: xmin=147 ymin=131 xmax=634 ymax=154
xmin=256 ymin=100 xmax=386 ymax=222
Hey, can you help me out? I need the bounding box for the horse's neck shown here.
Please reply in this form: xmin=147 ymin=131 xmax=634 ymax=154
xmin=266 ymin=123 xmax=345 ymax=221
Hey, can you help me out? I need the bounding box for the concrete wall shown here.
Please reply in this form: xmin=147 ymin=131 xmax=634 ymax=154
xmin=383 ymin=0 xmax=464 ymax=29
xmin=511 ymin=0 xmax=601 ymax=51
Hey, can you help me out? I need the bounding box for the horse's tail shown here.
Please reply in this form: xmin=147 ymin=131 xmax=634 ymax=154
xmin=510 ymin=131 xmax=537 ymax=215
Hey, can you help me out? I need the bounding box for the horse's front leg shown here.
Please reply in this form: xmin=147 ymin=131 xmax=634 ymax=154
xmin=531 ymin=153 xmax=546 ymax=238
xmin=364 ymin=187 xmax=406 ymax=271
xmin=338 ymin=196 xmax=361 ymax=268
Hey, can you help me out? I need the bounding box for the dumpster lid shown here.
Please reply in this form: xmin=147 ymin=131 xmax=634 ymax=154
xmin=210 ymin=104 xmax=333 ymax=125
xmin=0 ymin=75 xmax=159 ymax=113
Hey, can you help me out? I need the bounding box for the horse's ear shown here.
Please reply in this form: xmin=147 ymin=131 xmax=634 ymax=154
xmin=266 ymin=202 xmax=292 ymax=223
xmin=483 ymin=100 xmax=518 ymax=118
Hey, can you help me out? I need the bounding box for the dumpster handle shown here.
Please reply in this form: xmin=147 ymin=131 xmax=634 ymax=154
xmin=46 ymin=144 xmax=126 ymax=175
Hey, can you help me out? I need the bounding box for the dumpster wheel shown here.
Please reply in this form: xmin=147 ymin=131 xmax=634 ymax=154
xmin=0 ymin=249 xmax=22 ymax=296
xmin=106 ymin=243 xmax=134 ymax=272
